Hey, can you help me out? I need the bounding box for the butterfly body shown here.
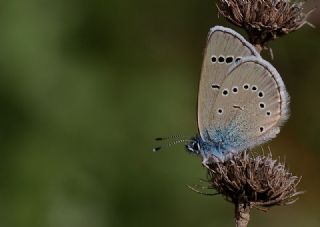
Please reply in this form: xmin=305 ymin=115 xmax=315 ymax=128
xmin=187 ymin=121 xmax=246 ymax=161
xmin=186 ymin=26 xmax=289 ymax=163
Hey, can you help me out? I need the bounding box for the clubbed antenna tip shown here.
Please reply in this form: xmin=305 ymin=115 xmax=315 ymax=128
xmin=152 ymin=147 xmax=161 ymax=152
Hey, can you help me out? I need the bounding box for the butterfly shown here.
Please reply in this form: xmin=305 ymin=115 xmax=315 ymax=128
xmin=154 ymin=26 xmax=289 ymax=164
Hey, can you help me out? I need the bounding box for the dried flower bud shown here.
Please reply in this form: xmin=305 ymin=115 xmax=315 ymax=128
xmin=188 ymin=152 xmax=303 ymax=226
xmin=217 ymin=0 xmax=314 ymax=50
xmin=206 ymin=152 xmax=303 ymax=209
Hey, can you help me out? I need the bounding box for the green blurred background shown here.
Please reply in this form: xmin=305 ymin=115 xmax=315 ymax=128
xmin=0 ymin=1 xmax=319 ymax=227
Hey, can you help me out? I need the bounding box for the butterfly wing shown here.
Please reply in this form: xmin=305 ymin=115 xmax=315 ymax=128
xmin=198 ymin=26 xmax=260 ymax=140
xmin=208 ymin=57 xmax=289 ymax=153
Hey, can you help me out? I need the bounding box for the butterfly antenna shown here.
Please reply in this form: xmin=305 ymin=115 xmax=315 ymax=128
xmin=154 ymin=135 xmax=189 ymax=141
xmin=152 ymin=138 xmax=193 ymax=152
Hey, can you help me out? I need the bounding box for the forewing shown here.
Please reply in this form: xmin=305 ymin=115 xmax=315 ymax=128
xmin=209 ymin=57 xmax=289 ymax=152
xmin=198 ymin=26 xmax=260 ymax=140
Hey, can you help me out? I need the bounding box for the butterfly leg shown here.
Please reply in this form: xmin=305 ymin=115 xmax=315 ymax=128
xmin=201 ymin=157 xmax=211 ymax=170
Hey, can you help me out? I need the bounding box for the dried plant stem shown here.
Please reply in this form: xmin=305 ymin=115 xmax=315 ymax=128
xmin=235 ymin=203 xmax=250 ymax=227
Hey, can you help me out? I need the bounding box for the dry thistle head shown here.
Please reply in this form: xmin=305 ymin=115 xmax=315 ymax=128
xmin=206 ymin=152 xmax=303 ymax=210
xmin=217 ymin=0 xmax=314 ymax=50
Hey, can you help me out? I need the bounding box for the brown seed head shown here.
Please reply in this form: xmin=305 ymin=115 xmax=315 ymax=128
xmin=205 ymin=152 xmax=303 ymax=210
xmin=217 ymin=0 xmax=314 ymax=49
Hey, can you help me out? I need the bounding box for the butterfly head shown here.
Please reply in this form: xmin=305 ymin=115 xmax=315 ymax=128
xmin=185 ymin=133 xmax=239 ymax=162
xmin=185 ymin=137 xmax=201 ymax=155
xmin=185 ymin=136 xmax=215 ymax=157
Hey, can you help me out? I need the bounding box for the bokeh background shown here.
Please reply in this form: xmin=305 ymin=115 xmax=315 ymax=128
xmin=0 ymin=1 xmax=319 ymax=227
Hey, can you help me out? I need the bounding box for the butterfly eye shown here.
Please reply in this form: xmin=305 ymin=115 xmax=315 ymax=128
xmin=186 ymin=141 xmax=200 ymax=154
xmin=193 ymin=142 xmax=200 ymax=151
xmin=266 ymin=111 xmax=271 ymax=116
xmin=217 ymin=108 xmax=223 ymax=115
xmin=259 ymin=127 xmax=264 ymax=133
